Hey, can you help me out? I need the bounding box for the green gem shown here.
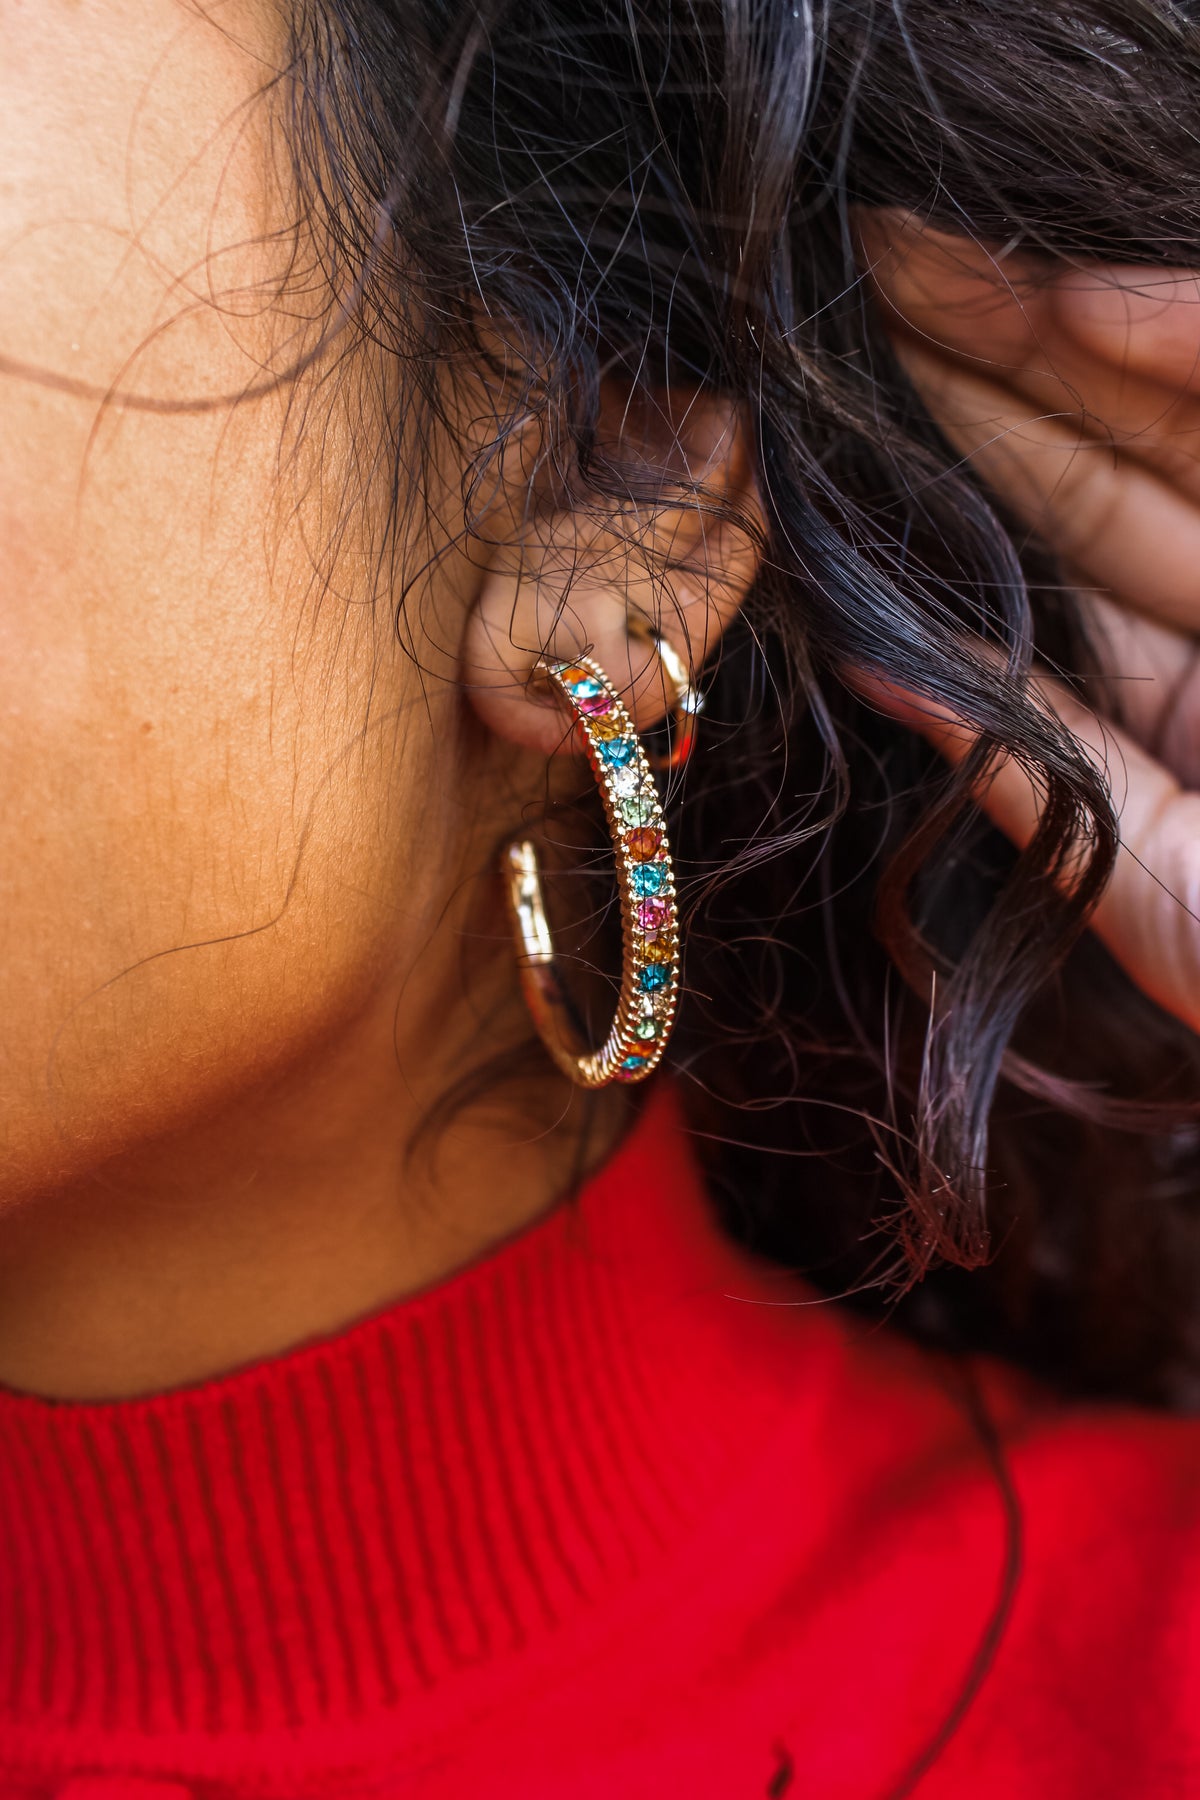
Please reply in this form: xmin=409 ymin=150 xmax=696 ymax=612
xmin=618 ymin=792 xmax=655 ymax=827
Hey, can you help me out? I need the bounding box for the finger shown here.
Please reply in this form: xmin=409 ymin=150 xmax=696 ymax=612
xmin=898 ymin=340 xmax=1200 ymax=633
xmin=864 ymin=215 xmax=1200 ymax=498
xmin=857 ymin=663 xmax=1200 ymax=1035
xmin=1051 ymin=267 xmax=1200 ymax=395
xmin=1072 ymin=585 xmax=1200 ymax=784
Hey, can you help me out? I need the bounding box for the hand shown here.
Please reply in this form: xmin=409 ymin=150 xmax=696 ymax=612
xmin=862 ymin=215 xmax=1200 ymax=1035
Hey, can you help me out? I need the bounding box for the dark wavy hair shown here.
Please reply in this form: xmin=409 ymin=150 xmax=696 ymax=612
xmin=283 ymin=0 xmax=1200 ymax=1406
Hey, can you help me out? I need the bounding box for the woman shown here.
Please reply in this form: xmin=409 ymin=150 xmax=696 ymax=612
xmin=0 ymin=0 xmax=1197 ymax=1794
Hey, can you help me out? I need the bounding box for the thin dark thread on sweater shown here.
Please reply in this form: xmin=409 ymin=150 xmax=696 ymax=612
xmin=875 ymin=1359 xmax=1024 ymax=1800
xmin=316 ymin=1358 xmax=404 ymax=1708
xmin=345 ymin=1348 xmax=439 ymax=1690
xmin=767 ymin=1738 xmax=796 ymax=1796
xmin=220 ymin=1395 xmax=305 ymax=1731
xmin=485 ymin=1271 xmax=592 ymax=1603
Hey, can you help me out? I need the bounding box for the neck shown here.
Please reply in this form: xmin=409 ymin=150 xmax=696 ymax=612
xmin=0 ymin=965 xmax=627 ymax=1403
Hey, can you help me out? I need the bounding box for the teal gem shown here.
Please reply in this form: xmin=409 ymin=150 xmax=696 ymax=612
xmin=631 ymin=862 xmax=667 ymax=897
xmin=598 ymin=737 xmax=636 ymax=767
xmin=567 ymin=674 xmax=604 ymax=699
xmin=619 ymin=1053 xmax=648 ymax=1073
xmin=639 ymin=963 xmax=670 ymax=993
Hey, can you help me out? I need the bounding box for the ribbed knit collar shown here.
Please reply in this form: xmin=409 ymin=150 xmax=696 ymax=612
xmin=0 ymin=1086 xmax=801 ymax=1770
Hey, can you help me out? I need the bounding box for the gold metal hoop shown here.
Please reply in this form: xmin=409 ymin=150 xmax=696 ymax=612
xmin=627 ymin=615 xmax=704 ymax=770
xmin=504 ymin=653 xmax=681 ymax=1087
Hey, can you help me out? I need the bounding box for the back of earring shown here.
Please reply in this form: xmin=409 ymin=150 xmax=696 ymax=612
xmin=627 ymin=614 xmax=705 ymax=771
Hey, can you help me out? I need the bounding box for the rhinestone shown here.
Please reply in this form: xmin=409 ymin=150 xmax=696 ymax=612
xmin=637 ymin=896 xmax=670 ymax=930
xmin=639 ymin=963 xmax=670 ymax=993
xmin=642 ymin=935 xmax=673 ymax=964
xmin=630 ymin=862 xmax=667 ymax=898
xmin=577 ymin=691 xmax=612 ymax=717
xmin=610 ymin=766 xmax=642 ymax=797
xmin=616 ymin=1054 xmax=649 ymax=1080
xmin=625 ymin=826 xmax=662 ymax=862
xmin=590 ymin=713 xmax=623 ymax=741
xmin=639 ymin=988 xmax=671 ymax=1019
xmin=598 ymin=736 xmax=637 ymax=767
xmin=618 ymin=793 xmax=656 ymax=828
xmin=634 ymin=1016 xmax=660 ymax=1042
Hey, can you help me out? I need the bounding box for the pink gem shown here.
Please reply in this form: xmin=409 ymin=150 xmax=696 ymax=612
xmin=577 ymin=692 xmax=612 ymax=716
xmin=637 ymin=896 xmax=670 ymax=930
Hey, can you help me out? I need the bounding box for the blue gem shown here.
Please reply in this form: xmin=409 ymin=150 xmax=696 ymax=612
xmin=619 ymin=1054 xmax=648 ymax=1073
xmin=639 ymin=963 xmax=670 ymax=993
xmin=630 ymin=862 xmax=666 ymax=898
xmin=567 ymin=674 xmax=604 ymax=699
xmin=598 ymin=736 xmax=636 ymax=767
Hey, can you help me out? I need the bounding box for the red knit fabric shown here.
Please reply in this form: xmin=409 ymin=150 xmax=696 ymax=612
xmin=0 ymin=1087 xmax=1196 ymax=1799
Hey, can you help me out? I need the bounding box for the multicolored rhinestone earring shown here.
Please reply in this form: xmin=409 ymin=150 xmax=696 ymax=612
xmin=503 ymin=644 xmax=691 ymax=1087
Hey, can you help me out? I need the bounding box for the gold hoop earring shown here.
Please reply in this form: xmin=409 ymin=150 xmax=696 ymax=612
xmin=627 ymin=614 xmax=704 ymax=771
xmin=503 ymin=648 xmax=687 ymax=1088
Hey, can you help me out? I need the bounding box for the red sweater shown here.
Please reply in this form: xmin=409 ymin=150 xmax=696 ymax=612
xmin=0 ymin=1088 xmax=1196 ymax=1800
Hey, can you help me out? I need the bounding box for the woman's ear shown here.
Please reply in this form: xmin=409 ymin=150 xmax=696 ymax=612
xmin=461 ymin=383 xmax=764 ymax=756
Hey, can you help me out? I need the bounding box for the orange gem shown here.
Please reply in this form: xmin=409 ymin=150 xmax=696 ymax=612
xmin=626 ymin=827 xmax=663 ymax=861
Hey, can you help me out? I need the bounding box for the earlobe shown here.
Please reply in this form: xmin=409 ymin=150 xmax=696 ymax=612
xmin=460 ymin=389 xmax=763 ymax=757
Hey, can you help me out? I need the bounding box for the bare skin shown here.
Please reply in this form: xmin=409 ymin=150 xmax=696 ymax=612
xmin=4 ymin=5 xmax=1195 ymax=1404
xmin=0 ymin=0 xmax=755 ymax=1399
